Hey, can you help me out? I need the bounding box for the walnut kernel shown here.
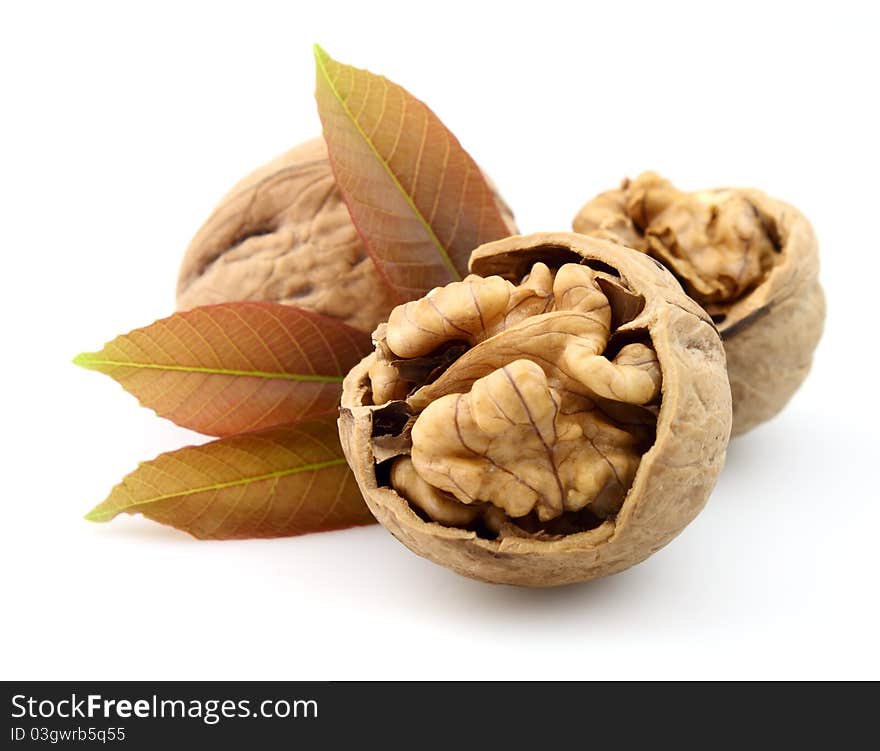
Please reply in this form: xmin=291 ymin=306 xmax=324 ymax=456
xmin=339 ymin=232 xmax=732 ymax=586
xmin=574 ymin=173 xmax=824 ymax=435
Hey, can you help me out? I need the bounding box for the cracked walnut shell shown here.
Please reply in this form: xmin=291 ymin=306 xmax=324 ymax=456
xmin=573 ymin=173 xmax=825 ymax=435
xmin=176 ymin=138 xmax=517 ymax=334
xmin=338 ymin=232 xmax=732 ymax=586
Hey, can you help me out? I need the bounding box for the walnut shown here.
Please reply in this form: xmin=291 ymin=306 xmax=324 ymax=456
xmin=338 ymin=232 xmax=731 ymax=586
xmin=176 ymin=138 xmax=518 ymax=334
xmin=573 ymin=173 xmax=825 ymax=435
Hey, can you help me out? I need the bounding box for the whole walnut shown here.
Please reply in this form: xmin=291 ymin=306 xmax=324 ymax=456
xmin=339 ymin=232 xmax=731 ymax=587
xmin=573 ymin=173 xmax=824 ymax=435
xmin=177 ymin=138 xmax=518 ymax=334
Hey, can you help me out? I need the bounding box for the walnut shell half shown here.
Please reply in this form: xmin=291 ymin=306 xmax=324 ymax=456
xmin=573 ymin=173 xmax=825 ymax=435
xmin=177 ymin=138 xmax=518 ymax=334
xmin=339 ymin=232 xmax=732 ymax=587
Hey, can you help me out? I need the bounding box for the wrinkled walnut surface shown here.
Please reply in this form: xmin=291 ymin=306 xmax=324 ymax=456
xmin=339 ymin=232 xmax=732 ymax=587
xmin=177 ymin=138 xmax=518 ymax=334
xmin=573 ymin=173 xmax=824 ymax=435
xmin=375 ymin=263 xmax=660 ymax=526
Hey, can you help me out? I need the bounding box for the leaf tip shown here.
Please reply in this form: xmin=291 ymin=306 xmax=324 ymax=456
xmin=72 ymin=351 xmax=94 ymax=369
xmin=84 ymin=505 xmax=112 ymax=523
xmin=313 ymin=43 xmax=329 ymax=66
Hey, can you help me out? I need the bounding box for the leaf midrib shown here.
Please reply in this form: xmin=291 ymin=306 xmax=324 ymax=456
xmin=86 ymin=457 xmax=349 ymax=521
xmin=314 ymin=44 xmax=462 ymax=282
xmin=73 ymin=355 xmax=344 ymax=383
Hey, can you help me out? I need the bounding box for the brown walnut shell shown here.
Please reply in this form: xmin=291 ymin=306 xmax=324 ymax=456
xmin=573 ymin=173 xmax=825 ymax=435
xmin=177 ymin=138 xmax=518 ymax=334
xmin=339 ymin=232 xmax=732 ymax=587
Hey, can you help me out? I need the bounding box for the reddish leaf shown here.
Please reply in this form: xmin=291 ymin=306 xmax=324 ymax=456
xmin=74 ymin=302 xmax=372 ymax=436
xmin=314 ymin=45 xmax=511 ymax=302
xmin=85 ymin=418 xmax=375 ymax=539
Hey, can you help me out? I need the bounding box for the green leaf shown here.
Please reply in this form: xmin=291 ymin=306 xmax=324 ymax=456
xmin=314 ymin=44 xmax=512 ymax=302
xmin=74 ymin=302 xmax=372 ymax=437
xmin=85 ymin=418 xmax=375 ymax=539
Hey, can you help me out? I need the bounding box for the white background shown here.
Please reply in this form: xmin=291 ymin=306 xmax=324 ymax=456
xmin=2 ymin=1 xmax=877 ymax=679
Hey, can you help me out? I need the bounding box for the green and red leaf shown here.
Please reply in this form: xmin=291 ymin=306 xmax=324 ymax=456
xmin=85 ymin=418 xmax=375 ymax=539
xmin=314 ymin=45 xmax=511 ymax=303
xmin=74 ymin=302 xmax=372 ymax=437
